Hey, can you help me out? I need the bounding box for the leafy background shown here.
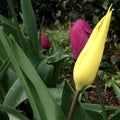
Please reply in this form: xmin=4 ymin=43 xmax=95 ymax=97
xmin=0 ymin=0 xmax=120 ymax=120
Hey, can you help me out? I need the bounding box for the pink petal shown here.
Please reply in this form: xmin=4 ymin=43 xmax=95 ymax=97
xmin=70 ymin=18 xmax=92 ymax=60
xmin=41 ymin=32 xmax=51 ymax=49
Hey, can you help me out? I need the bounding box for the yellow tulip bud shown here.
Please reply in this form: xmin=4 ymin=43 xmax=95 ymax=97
xmin=73 ymin=5 xmax=114 ymax=91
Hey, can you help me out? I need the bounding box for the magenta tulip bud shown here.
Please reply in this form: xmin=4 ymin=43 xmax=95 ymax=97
xmin=70 ymin=18 xmax=92 ymax=60
xmin=41 ymin=32 xmax=51 ymax=49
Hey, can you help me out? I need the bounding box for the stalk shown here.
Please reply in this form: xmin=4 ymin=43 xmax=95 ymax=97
xmin=95 ymin=77 xmax=108 ymax=120
xmin=67 ymin=90 xmax=80 ymax=120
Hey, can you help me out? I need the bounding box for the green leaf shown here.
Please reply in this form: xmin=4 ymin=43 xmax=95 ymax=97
xmin=61 ymin=81 xmax=103 ymax=120
xmin=0 ymin=110 xmax=9 ymax=120
xmin=36 ymin=59 xmax=54 ymax=87
xmin=0 ymin=68 xmax=18 ymax=104
xmin=110 ymin=55 xmax=119 ymax=65
xmin=111 ymin=79 xmax=120 ymax=101
xmin=0 ymin=15 xmax=20 ymax=44
xmin=0 ymin=27 xmax=65 ymax=120
xmin=47 ymin=51 xmax=68 ymax=85
xmin=61 ymin=81 xmax=74 ymax=118
xmin=21 ymin=0 xmax=39 ymax=55
xmin=110 ymin=112 xmax=120 ymax=120
xmin=37 ymin=52 xmax=68 ymax=87
xmin=82 ymin=103 xmax=117 ymax=114
xmin=47 ymin=51 xmax=68 ymax=64
xmin=0 ymin=104 xmax=28 ymax=120
xmin=0 ymin=84 xmax=6 ymax=104
xmin=6 ymin=68 xmax=18 ymax=90
xmin=3 ymin=79 xmax=27 ymax=107
xmin=0 ymin=15 xmax=17 ymax=31
xmin=49 ymin=87 xmax=63 ymax=106
xmin=1 ymin=1 xmax=39 ymax=65
xmin=0 ymin=59 xmax=10 ymax=103
xmin=0 ymin=58 xmax=10 ymax=78
xmin=0 ymin=40 xmax=8 ymax=62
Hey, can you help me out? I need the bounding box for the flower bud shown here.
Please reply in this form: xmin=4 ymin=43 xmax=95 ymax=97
xmin=41 ymin=32 xmax=51 ymax=49
xmin=73 ymin=6 xmax=113 ymax=91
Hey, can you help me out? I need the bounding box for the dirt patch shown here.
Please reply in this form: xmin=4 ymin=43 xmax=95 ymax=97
xmin=64 ymin=68 xmax=120 ymax=107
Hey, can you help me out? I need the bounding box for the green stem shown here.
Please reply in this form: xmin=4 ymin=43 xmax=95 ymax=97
xmin=39 ymin=16 xmax=44 ymax=51
xmin=95 ymin=77 xmax=108 ymax=120
xmin=67 ymin=90 xmax=80 ymax=120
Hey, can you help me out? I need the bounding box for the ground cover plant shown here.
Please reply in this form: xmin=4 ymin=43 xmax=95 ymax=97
xmin=0 ymin=0 xmax=120 ymax=120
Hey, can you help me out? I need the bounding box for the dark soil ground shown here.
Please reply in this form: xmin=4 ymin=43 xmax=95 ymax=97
xmin=86 ymin=80 xmax=120 ymax=107
xmin=65 ymin=70 xmax=120 ymax=107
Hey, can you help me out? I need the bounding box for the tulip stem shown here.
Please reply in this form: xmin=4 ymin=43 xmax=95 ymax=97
xmin=67 ymin=90 xmax=80 ymax=120
xmin=95 ymin=77 xmax=108 ymax=120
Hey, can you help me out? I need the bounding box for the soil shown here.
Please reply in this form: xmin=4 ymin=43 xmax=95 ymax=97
xmin=64 ymin=68 xmax=120 ymax=107
xmin=86 ymin=80 xmax=120 ymax=107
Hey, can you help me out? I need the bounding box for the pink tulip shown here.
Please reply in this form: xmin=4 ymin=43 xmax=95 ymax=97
xmin=41 ymin=32 xmax=51 ymax=49
xmin=70 ymin=18 xmax=92 ymax=60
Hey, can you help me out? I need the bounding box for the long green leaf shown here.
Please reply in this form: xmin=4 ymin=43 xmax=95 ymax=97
xmin=0 ymin=27 xmax=44 ymax=120
xmin=3 ymin=79 xmax=27 ymax=107
xmin=0 ymin=58 xmax=10 ymax=75
xmin=11 ymin=32 xmax=65 ymax=120
xmin=21 ymin=0 xmax=39 ymax=55
xmin=0 ymin=104 xmax=29 ymax=120
xmin=0 ymin=6 xmax=39 ymax=65
xmin=7 ymin=0 xmax=24 ymax=48
xmin=0 ymin=27 xmax=65 ymax=120
xmin=0 ymin=59 xmax=10 ymax=103
xmin=0 ymin=39 xmax=8 ymax=62
xmin=0 ymin=15 xmax=17 ymax=31
xmin=82 ymin=103 xmax=116 ymax=113
xmin=0 ymin=109 xmax=9 ymax=120
xmin=0 ymin=84 xmax=6 ymax=103
xmin=0 ymin=68 xmax=17 ymax=104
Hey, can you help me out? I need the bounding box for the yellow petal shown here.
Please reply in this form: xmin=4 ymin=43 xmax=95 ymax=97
xmin=73 ymin=5 xmax=113 ymax=91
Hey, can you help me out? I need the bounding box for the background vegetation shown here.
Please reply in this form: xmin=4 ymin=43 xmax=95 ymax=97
xmin=0 ymin=0 xmax=120 ymax=120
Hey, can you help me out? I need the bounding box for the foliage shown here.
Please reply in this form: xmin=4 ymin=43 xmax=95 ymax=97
xmin=0 ymin=0 xmax=120 ymax=120
xmin=0 ymin=0 xmax=67 ymax=119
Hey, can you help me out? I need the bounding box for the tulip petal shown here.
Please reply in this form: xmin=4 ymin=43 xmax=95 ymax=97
xmin=73 ymin=6 xmax=113 ymax=91
xmin=70 ymin=19 xmax=92 ymax=59
xmin=41 ymin=32 xmax=51 ymax=49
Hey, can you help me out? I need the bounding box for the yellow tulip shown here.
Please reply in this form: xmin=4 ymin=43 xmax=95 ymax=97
xmin=73 ymin=5 xmax=114 ymax=91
